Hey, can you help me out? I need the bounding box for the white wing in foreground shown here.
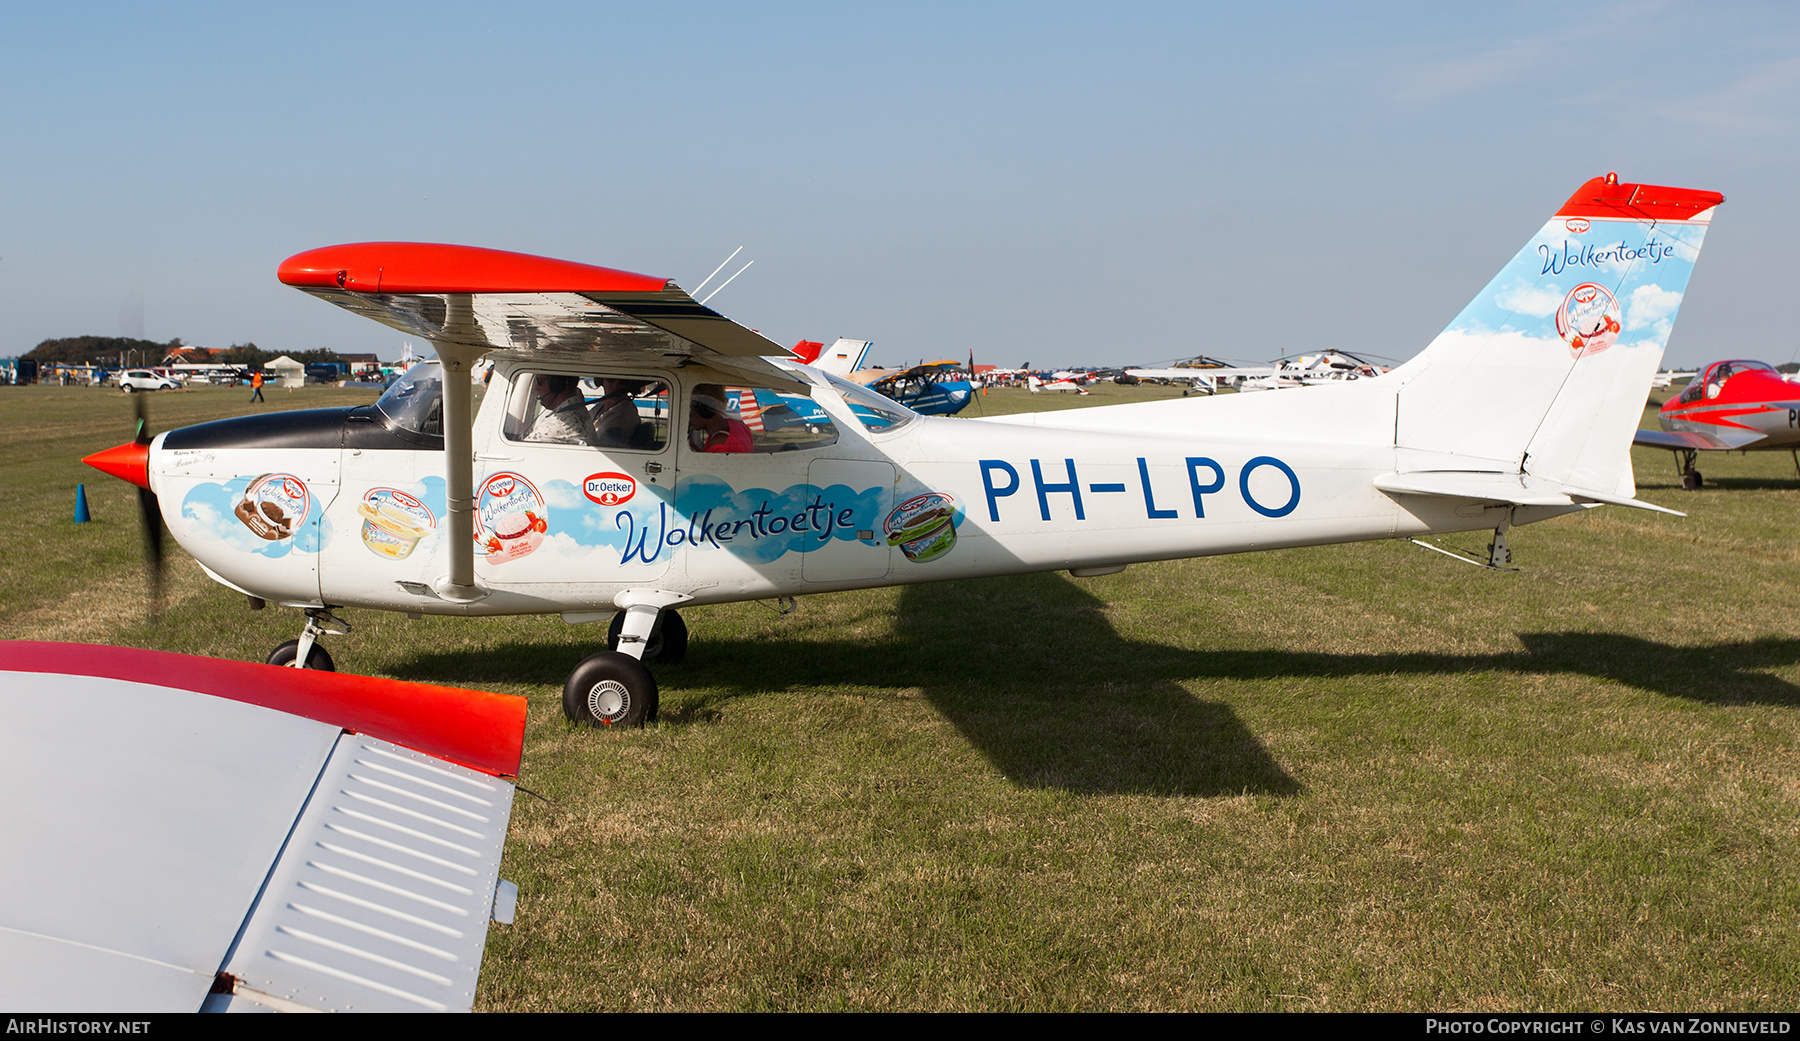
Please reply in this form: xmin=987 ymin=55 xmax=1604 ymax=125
xmin=0 ymin=642 xmax=526 ymax=1013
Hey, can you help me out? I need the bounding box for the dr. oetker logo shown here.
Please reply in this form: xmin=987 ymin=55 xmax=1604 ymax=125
xmin=584 ymin=472 xmax=637 ymax=507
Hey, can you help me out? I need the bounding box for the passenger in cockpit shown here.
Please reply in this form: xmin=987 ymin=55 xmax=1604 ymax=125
xmin=688 ymin=385 xmax=752 ymax=454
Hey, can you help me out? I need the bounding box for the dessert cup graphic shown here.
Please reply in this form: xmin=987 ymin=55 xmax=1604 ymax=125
xmin=474 ymin=473 xmax=546 ymax=564
xmin=885 ymin=492 xmax=958 ymax=563
xmin=358 ymin=488 xmax=437 ymax=559
xmin=1556 ymin=282 xmax=1622 ymax=356
xmin=233 ymin=474 xmax=309 ymax=541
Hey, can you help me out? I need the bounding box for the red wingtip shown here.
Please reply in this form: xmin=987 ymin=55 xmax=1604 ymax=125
xmin=84 ymin=441 xmax=150 ymax=489
xmin=277 ymin=242 xmax=671 ymax=295
xmin=791 ymin=339 xmax=825 ymax=364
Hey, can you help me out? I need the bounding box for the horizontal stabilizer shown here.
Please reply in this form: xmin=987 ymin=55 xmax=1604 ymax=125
xmin=1374 ymin=471 xmax=1685 ymax=517
xmin=1633 ymin=428 xmax=1765 ymax=451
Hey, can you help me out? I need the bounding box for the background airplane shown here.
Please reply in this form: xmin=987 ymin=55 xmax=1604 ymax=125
xmin=852 ymin=360 xmax=975 ymax=415
xmin=1634 ymin=358 xmax=1800 ymax=488
xmin=1126 ymin=361 xmax=1276 ymax=395
xmin=788 ymin=337 xmax=872 ymax=378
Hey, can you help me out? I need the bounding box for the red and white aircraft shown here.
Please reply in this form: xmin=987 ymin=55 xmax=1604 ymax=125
xmin=84 ymin=174 xmax=1721 ymax=727
xmin=1634 ymin=359 xmax=1800 ymax=488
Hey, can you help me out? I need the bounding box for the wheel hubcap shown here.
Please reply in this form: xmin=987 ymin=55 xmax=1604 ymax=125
xmin=587 ymin=679 xmax=630 ymax=723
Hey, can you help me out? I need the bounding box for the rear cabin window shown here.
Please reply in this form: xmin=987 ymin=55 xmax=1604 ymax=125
xmin=686 ymin=384 xmax=838 ymax=454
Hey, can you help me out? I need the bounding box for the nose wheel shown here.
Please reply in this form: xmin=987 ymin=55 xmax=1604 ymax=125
xmin=268 ymin=607 xmax=348 ymax=670
xmin=266 ymin=639 xmax=336 ymax=671
xmin=1676 ymin=449 xmax=1703 ymax=490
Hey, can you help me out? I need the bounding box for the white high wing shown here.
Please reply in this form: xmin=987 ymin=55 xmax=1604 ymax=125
xmin=85 ymin=175 xmax=1723 ymax=725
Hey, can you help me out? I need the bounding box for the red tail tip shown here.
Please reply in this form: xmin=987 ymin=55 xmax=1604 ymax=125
xmin=84 ymin=441 xmax=150 ymax=489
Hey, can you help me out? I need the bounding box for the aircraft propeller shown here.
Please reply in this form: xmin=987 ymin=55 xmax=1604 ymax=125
xmin=132 ymin=393 xmax=166 ymax=611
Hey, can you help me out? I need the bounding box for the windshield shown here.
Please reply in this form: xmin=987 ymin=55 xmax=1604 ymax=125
xmin=375 ymin=361 xmax=443 ymax=435
xmin=823 ymin=373 xmax=917 ymax=433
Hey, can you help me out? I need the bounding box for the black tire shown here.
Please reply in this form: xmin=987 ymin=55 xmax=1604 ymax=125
xmin=267 ymin=639 xmax=336 ymax=671
xmin=1682 ymin=471 xmax=1704 ymax=491
xmin=563 ymin=651 xmax=658 ymax=728
xmin=123 ymin=384 xmax=135 ymax=393
xmin=606 ymin=608 xmax=687 ymax=665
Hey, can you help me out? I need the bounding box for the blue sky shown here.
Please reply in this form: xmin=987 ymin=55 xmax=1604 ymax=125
xmin=3 ymin=1 xmax=1797 ymax=369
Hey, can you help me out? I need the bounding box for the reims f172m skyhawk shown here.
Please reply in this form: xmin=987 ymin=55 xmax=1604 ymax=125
xmin=85 ymin=174 xmax=1721 ymax=727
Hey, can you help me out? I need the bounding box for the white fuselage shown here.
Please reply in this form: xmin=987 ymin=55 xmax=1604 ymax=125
xmin=152 ymin=358 xmax=1563 ymax=617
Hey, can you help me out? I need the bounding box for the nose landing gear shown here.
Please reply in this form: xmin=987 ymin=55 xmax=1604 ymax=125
xmin=1676 ymin=449 xmax=1703 ymax=491
xmin=267 ymin=607 xmax=349 ymax=671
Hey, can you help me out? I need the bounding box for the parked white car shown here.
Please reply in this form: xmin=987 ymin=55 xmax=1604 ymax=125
xmin=119 ymin=369 xmax=181 ymax=392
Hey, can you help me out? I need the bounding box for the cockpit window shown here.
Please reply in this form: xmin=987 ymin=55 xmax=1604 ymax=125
xmin=1688 ymin=359 xmax=1777 ymax=402
xmin=375 ymin=361 xmax=444 ymax=436
xmin=823 ymin=373 xmax=917 ymax=433
xmin=502 ymin=371 xmax=671 ymax=450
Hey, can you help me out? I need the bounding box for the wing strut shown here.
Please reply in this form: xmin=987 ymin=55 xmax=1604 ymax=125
xmin=432 ymin=294 xmax=487 ymax=602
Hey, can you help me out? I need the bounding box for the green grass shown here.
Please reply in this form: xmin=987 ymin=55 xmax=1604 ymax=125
xmin=2 ymin=381 xmax=1798 ymax=1010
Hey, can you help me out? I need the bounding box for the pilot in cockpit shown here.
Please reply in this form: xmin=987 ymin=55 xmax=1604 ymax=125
xmin=524 ymin=374 xmax=597 ymax=445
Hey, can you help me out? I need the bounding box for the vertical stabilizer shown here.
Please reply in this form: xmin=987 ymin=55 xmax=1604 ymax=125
xmin=807 ymin=338 xmax=873 ymax=377
xmin=1389 ymin=175 xmax=1721 ymax=497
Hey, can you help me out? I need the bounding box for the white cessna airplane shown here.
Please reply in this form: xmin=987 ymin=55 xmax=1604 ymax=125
xmin=85 ymin=174 xmax=1721 ymax=728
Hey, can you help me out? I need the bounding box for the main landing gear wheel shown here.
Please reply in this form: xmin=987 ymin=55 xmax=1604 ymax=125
xmin=266 ymin=639 xmax=335 ymax=671
xmin=563 ymin=651 xmax=658 ymax=728
xmin=1681 ymin=470 xmax=1704 ymax=491
xmin=607 ymin=608 xmax=688 ymax=664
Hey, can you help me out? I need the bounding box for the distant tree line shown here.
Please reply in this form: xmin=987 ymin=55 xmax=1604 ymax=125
xmin=26 ymin=336 xmax=347 ymax=369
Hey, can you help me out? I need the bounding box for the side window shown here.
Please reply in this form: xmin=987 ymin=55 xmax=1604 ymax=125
xmin=687 ymin=384 xmax=839 ymax=454
xmin=502 ymin=371 xmax=670 ymax=450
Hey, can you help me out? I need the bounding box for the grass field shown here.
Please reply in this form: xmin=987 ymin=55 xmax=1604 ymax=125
xmin=3 ymin=380 xmax=1797 ymax=1011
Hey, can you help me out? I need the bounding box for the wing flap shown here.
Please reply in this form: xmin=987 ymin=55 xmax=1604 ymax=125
xmin=219 ymin=733 xmax=515 ymax=1013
